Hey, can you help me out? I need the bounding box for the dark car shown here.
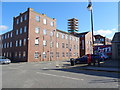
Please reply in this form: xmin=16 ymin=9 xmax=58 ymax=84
xmin=70 ymin=54 xmax=102 ymax=66
xmin=74 ymin=55 xmax=88 ymax=64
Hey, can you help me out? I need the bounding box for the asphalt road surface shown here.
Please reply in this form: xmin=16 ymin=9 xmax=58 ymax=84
xmin=1 ymin=61 xmax=119 ymax=88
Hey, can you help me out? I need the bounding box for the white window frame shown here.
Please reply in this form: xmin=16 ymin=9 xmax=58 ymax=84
xmin=43 ymin=40 xmax=47 ymax=46
xmin=56 ymin=42 xmax=59 ymax=48
xmin=56 ymin=33 xmax=59 ymax=38
xmin=50 ymin=21 xmax=54 ymax=27
xmin=42 ymin=52 xmax=46 ymax=58
xmin=35 ymin=38 xmax=39 ymax=45
xmin=43 ymin=29 xmax=47 ymax=35
xmin=43 ymin=18 xmax=47 ymax=24
xmin=35 ymin=27 xmax=40 ymax=34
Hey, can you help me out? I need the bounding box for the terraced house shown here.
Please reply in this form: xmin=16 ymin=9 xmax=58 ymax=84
xmin=0 ymin=8 xmax=79 ymax=62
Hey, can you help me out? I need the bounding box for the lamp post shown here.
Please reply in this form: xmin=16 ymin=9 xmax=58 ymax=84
xmin=87 ymin=0 xmax=94 ymax=54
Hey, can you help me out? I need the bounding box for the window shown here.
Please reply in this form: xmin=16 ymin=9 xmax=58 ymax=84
xmin=62 ymin=43 xmax=64 ymax=48
xmin=16 ymin=18 xmax=19 ymax=24
xmin=7 ymin=43 xmax=9 ymax=48
xmin=50 ymin=42 xmax=53 ymax=47
xmin=20 ymin=28 xmax=22 ymax=34
xmin=74 ymin=45 xmax=76 ymax=49
xmin=56 ymin=52 xmax=59 ymax=57
xmin=82 ymin=40 xmax=84 ymax=49
xmin=56 ymin=33 xmax=59 ymax=38
xmin=62 ymin=52 xmax=65 ymax=57
xmin=56 ymin=43 xmax=59 ymax=48
xmin=4 ymin=43 xmax=6 ymax=48
xmin=34 ymin=52 xmax=39 ymax=59
xmin=50 ymin=31 xmax=53 ymax=36
xmin=10 ymin=42 xmax=12 ymax=47
xmin=24 ymin=14 xmax=27 ymax=20
xmin=35 ymin=38 xmax=39 ymax=45
xmin=15 ymin=52 xmax=17 ymax=57
xmin=7 ymin=52 xmax=8 ymax=57
xmin=16 ymin=40 xmax=18 ymax=47
xmin=62 ymin=34 xmax=65 ymax=39
xmin=8 ymin=33 xmax=9 ymax=38
xmin=24 ymin=26 xmax=27 ymax=32
xmin=43 ymin=52 xmax=46 ymax=58
xmin=43 ymin=40 xmax=47 ymax=46
xmin=11 ymin=32 xmax=13 ymax=37
xmin=43 ymin=18 xmax=47 ymax=24
xmin=2 ymin=36 xmax=4 ymax=40
xmin=43 ymin=29 xmax=47 ymax=35
xmin=70 ymin=36 xmax=72 ymax=40
xmin=9 ymin=52 xmax=11 ymax=57
xmin=66 ymin=44 xmax=68 ymax=48
xmin=35 ymin=27 xmax=39 ymax=33
xmin=19 ymin=40 xmax=22 ymax=46
xmin=66 ymin=35 xmax=68 ymax=39
xmin=23 ymin=51 xmax=26 ymax=58
xmin=66 ymin=52 xmax=69 ymax=57
xmin=16 ymin=29 xmax=18 ymax=35
xmin=50 ymin=52 xmax=53 ymax=58
xmin=20 ymin=16 xmax=23 ymax=22
xmin=19 ymin=52 xmax=21 ymax=58
xmin=23 ymin=38 xmax=26 ymax=46
xmin=36 ymin=16 xmax=40 ymax=22
xmin=50 ymin=21 xmax=54 ymax=27
xmin=5 ymin=34 xmax=7 ymax=39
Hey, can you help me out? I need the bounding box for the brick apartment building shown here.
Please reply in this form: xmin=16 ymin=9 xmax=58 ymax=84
xmin=0 ymin=8 xmax=79 ymax=62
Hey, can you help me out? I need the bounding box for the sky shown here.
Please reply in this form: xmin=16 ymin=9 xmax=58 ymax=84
xmin=0 ymin=2 xmax=118 ymax=39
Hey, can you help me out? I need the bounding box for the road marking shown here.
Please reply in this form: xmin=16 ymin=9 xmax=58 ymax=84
xmin=36 ymin=72 xmax=84 ymax=81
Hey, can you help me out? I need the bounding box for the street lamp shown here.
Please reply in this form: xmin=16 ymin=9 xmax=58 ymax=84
xmin=87 ymin=0 xmax=94 ymax=54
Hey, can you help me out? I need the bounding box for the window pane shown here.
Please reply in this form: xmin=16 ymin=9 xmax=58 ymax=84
xmin=36 ymin=16 xmax=40 ymax=22
xmin=43 ymin=19 xmax=47 ymax=24
xmin=50 ymin=21 xmax=54 ymax=26
xmin=24 ymin=26 xmax=27 ymax=32
xmin=35 ymin=27 xmax=39 ymax=33
xmin=35 ymin=38 xmax=39 ymax=45
xmin=43 ymin=29 xmax=47 ymax=35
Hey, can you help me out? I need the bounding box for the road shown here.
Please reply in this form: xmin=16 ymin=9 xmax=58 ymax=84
xmin=1 ymin=61 xmax=119 ymax=88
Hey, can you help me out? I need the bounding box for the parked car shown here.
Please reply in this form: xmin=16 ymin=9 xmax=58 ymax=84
xmin=70 ymin=54 xmax=102 ymax=65
xmin=0 ymin=56 xmax=11 ymax=64
xmin=74 ymin=55 xmax=88 ymax=64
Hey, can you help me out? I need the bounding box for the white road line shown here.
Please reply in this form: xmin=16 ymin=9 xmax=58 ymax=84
xmin=36 ymin=72 xmax=84 ymax=81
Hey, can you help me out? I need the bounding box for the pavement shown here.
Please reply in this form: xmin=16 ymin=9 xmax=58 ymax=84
xmin=61 ymin=59 xmax=120 ymax=73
